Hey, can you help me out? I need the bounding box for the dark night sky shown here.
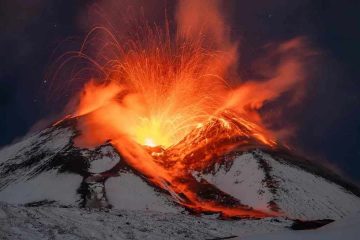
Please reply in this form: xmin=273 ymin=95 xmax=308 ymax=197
xmin=0 ymin=1 xmax=359 ymax=182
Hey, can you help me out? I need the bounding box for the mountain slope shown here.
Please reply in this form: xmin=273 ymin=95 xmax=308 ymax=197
xmin=196 ymin=150 xmax=360 ymax=220
xmin=0 ymin=119 xmax=181 ymax=213
xmin=0 ymin=116 xmax=359 ymax=239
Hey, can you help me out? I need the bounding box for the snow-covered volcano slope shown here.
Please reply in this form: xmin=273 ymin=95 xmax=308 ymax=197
xmin=196 ymin=150 xmax=360 ymax=220
xmin=0 ymin=117 xmax=359 ymax=221
xmin=0 ymin=119 xmax=181 ymax=213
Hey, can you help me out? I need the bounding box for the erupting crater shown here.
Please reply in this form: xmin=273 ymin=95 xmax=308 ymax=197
xmin=44 ymin=7 xmax=323 ymax=219
xmin=2 ymin=2 xmax=360 ymax=239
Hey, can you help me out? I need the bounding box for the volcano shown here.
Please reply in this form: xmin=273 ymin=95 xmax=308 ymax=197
xmin=1 ymin=3 xmax=360 ymax=237
xmin=1 ymin=115 xmax=360 ymax=239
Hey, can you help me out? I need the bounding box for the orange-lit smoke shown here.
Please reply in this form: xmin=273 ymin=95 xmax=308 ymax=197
xmin=53 ymin=0 xmax=312 ymax=218
xmin=73 ymin=23 xmax=233 ymax=148
xmin=72 ymin=37 xmax=309 ymax=149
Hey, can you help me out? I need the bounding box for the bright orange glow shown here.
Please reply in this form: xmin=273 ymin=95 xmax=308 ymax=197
xmin=53 ymin=0 xmax=311 ymax=218
xmin=144 ymin=137 xmax=156 ymax=147
xmin=72 ymin=27 xmax=234 ymax=148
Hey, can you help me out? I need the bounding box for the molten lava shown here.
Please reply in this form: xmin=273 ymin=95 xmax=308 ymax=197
xmin=51 ymin=0 xmax=311 ymax=218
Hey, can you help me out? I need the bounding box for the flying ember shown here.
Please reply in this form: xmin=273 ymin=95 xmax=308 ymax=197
xmin=51 ymin=0 xmax=310 ymax=218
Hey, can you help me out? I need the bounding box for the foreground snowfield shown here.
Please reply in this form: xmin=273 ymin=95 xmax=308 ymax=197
xmin=0 ymin=202 xmax=359 ymax=240
xmin=0 ymin=202 xmax=291 ymax=240
xmin=240 ymin=211 xmax=360 ymax=240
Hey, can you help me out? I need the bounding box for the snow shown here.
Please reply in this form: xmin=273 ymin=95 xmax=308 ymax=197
xmin=0 ymin=127 xmax=75 ymax=189
xmin=105 ymin=173 xmax=183 ymax=213
xmin=0 ymin=127 xmax=74 ymax=164
xmin=89 ymin=156 xmax=119 ymax=173
xmin=0 ymin=127 xmax=84 ymax=206
xmin=196 ymin=150 xmax=360 ymax=220
xmin=88 ymin=145 xmax=121 ymax=173
xmin=200 ymin=153 xmax=272 ymax=212
xmin=0 ymin=202 xmax=292 ymax=240
xmin=1 ymin=202 xmax=358 ymax=240
xmin=260 ymin=152 xmax=360 ymax=220
xmin=0 ymin=128 xmax=82 ymax=205
xmin=240 ymin=211 xmax=360 ymax=240
xmin=0 ymin=123 xmax=360 ymax=239
xmin=0 ymin=171 xmax=82 ymax=205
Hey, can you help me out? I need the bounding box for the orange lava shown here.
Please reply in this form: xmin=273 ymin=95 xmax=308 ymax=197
xmin=52 ymin=1 xmax=311 ymax=218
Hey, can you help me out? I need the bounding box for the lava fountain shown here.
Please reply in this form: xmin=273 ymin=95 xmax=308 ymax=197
xmin=51 ymin=0 xmax=311 ymax=218
xmin=72 ymin=28 xmax=276 ymax=149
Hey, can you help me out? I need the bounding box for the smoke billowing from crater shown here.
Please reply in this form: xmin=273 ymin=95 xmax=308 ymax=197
xmin=49 ymin=0 xmax=315 ymax=217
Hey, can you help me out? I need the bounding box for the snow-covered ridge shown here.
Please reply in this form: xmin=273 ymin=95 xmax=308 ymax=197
xmin=0 ymin=120 xmax=182 ymax=213
xmin=0 ymin=117 xmax=359 ymax=224
xmin=197 ymin=150 xmax=360 ymax=220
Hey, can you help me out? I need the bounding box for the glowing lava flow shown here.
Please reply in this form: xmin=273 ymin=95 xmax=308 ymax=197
xmin=110 ymin=132 xmax=275 ymax=219
xmin=51 ymin=1 xmax=310 ymax=218
xmin=57 ymin=26 xmax=281 ymax=217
